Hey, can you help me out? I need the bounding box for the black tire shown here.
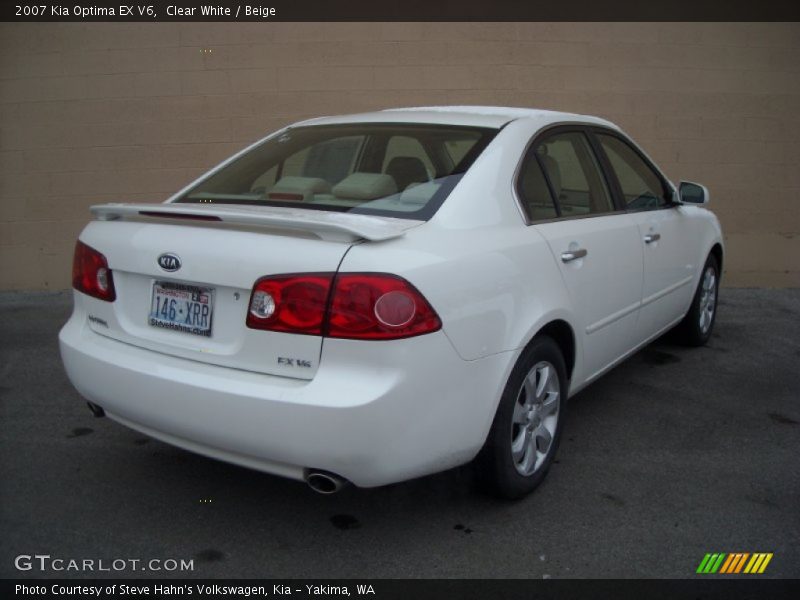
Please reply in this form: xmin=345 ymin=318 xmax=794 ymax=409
xmin=476 ymin=335 xmax=567 ymax=500
xmin=674 ymin=254 xmax=719 ymax=346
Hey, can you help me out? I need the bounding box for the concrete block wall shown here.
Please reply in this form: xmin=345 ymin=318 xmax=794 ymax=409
xmin=1 ymin=22 xmax=798 ymax=289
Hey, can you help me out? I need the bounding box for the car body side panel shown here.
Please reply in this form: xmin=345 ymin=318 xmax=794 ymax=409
xmin=339 ymin=222 xmax=584 ymax=401
xmin=339 ymin=119 xmax=630 ymax=394
xmin=630 ymin=205 xmax=703 ymax=338
xmin=534 ymin=214 xmax=645 ymax=383
xmin=681 ymin=204 xmax=725 ymax=301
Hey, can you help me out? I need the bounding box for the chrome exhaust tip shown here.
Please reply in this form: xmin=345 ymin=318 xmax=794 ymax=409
xmin=86 ymin=401 xmax=105 ymax=418
xmin=305 ymin=470 xmax=348 ymax=494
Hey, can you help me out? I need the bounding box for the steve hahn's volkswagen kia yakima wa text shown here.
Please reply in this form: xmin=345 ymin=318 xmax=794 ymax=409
xmin=60 ymin=107 xmax=723 ymax=498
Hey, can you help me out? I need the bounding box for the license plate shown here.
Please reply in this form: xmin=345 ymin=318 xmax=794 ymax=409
xmin=149 ymin=281 xmax=214 ymax=337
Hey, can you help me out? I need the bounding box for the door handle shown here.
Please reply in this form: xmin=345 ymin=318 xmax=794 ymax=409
xmin=644 ymin=233 xmax=661 ymax=244
xmin=561 ymin=248 xmax=588 ymax=263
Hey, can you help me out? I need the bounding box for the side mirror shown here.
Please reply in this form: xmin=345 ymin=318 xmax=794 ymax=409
xmin=679 ymin=181 xmax=710 ymax=205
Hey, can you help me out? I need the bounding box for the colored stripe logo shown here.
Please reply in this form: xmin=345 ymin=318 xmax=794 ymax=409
xmin=696 ymin=552 xmax=773 ymax=574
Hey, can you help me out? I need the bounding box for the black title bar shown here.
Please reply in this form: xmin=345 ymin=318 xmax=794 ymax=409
xmin=3 ymin=0 xmax=800 ymax=22
xmin=5 ymin=579 xmax=800 ymax=600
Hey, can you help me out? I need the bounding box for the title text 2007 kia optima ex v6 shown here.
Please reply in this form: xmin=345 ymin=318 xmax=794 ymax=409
xmin=59 ymin=106 xmax=723 ymax=498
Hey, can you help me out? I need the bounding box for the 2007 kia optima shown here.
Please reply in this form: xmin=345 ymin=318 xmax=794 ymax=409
xmin=59 ymin=106 xmax=723 ymax=498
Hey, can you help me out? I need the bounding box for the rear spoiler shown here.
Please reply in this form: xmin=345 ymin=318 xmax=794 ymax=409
xmin=90 ymin=203 xmax=420 ymax=243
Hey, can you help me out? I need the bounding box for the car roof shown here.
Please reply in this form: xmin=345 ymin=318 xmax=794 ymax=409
xmin=291 ymin=105 xmax=619 ymax=130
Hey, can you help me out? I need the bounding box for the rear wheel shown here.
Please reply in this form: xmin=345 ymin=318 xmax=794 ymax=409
xmin=674 ymin=254 xmax=719 ymax=346
xmin=477 ymin=336 xmax=567 ymax=500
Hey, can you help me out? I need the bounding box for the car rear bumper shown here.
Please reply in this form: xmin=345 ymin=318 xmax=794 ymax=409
xmin=59 ymin=308 xmax=512 ymax=487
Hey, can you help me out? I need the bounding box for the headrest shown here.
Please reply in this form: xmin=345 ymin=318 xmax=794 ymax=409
xmin=385 ymin=156 xmax=429 ymax=191
xmin=268 ymin=176 xmax=331 ymax=202
xmin=332 ymin=172 xmax=398 ymax=201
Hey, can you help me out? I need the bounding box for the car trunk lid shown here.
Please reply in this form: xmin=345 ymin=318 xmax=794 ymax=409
xmin=76 ymin=203 xmax=420 ymax=380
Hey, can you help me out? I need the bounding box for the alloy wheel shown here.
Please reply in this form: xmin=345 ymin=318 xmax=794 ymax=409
xmin=698 ymin=267 xmax=717 ymax=334
xmin=510 ymin=361 xmax=560 ymax=476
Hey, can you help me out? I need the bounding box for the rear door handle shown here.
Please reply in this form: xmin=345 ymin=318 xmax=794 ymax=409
xmin=644 ymin=233 xmax=661 ymax=244
xmin=561 ymin=248 xmax=588 ymax=263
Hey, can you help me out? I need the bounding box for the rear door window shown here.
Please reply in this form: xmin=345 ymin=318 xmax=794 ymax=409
xmin=535 ymin=131 xmax=615 ymax=217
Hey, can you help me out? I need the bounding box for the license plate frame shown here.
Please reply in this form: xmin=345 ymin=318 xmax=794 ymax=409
xmin=148 ymin=280 xmax=214 ymax=338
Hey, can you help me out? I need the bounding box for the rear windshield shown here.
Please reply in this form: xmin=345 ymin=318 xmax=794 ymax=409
xmin=174 ymin=123 xmax=497 ymax=220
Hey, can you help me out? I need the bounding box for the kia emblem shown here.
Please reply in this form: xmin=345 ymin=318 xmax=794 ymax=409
xmin=157 ymin=253 xmax=181 ymax=272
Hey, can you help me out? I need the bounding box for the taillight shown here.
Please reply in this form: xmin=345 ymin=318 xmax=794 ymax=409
xmin=72 ymin=240 xmax=116 ymax=302
xmin=246 ymin=273 xmax=441 ymax=340
xmin=246 ymin=274 xmax=333 ymax=335
xmin=328 ymin=274 xmax=441 ymax=340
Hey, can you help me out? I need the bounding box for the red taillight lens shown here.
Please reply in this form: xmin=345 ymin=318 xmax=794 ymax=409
xmin=245 ymin=273 xmax=441 ymax=340
xmin=246 ymin=274 xmax=333 ymax=335
xmin=72 ymin=240 xmax=116 ymax=302
xmin=328 ymin=274 xmax=441 ymax=340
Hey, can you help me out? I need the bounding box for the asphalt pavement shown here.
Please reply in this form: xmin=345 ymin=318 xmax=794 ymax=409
xmin=1 ymin=288 xmax=798 ymax=579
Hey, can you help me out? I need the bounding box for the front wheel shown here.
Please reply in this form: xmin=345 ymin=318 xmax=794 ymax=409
xmin=675 ymin=254 xmax=719 ymax=346
xmin=476 ymin=336 xmax=567 ymax=500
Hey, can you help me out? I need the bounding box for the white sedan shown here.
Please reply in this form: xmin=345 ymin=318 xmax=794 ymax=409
xmin=59 ymin=106 xmax=723 ymax=498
